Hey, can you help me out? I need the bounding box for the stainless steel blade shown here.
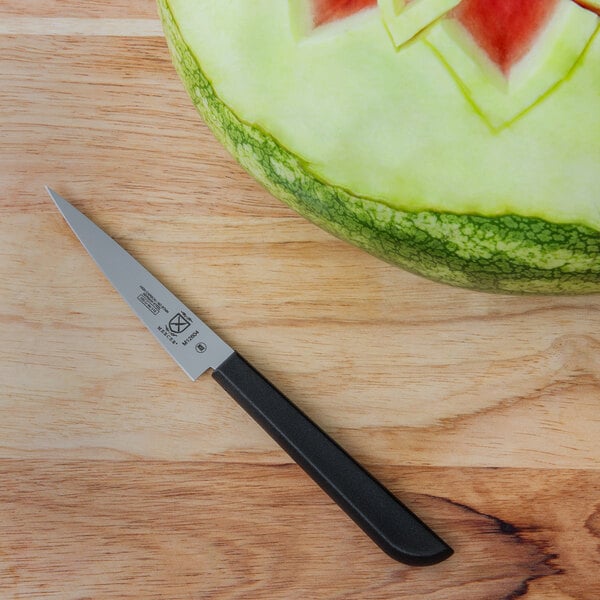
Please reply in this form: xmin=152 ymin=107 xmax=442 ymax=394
xmin=47 ymin=187 xmax=234 ymax=380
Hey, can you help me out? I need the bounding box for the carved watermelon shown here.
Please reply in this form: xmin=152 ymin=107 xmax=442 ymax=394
xmin=158 ymin=0 xmax=600 ymax=293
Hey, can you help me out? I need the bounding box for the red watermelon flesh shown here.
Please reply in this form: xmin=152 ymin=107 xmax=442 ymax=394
xmin=453 ymin=0 xmax=560 ymax=75
xmin=313 ymin=0 xmax=377 ymax=26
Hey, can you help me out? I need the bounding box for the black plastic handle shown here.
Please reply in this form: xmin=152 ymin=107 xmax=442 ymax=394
xmin=212 ymin=352 xmax=453 ymax=565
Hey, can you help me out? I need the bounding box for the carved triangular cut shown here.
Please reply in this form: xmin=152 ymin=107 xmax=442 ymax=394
xmin=312 ymin=0 xmax=378 ymax=26
xmin=453 ymin=0 xmax=560 ymax=75
xmin=425 ymin=0 xmax=599 ymax=127
xmin=379 ymin=0 xmax=462 ymax=47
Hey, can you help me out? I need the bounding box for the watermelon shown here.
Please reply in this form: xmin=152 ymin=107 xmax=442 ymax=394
xmin=157 ymin=0 xmax=600 ymax=294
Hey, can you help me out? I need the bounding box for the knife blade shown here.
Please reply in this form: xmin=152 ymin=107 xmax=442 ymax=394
xmin=46 ymin=186 xmax=453 ymax=566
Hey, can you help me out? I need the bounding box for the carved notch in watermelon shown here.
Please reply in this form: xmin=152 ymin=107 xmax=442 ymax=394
xmin=289 ymin=0 xmax=378 ymax=40
xmin=312 ymin=0 xmax=378 ymax=26
xmin=452 ymin=0 xmax=561 ymax=75
xmin=304 ymin=0 xmax=459 ymax=40
xmin=293 ymin=0 xmax=599 ymax=127
xmin=426 ymin=0 xmax=599 ymax=128
xmin=379 ymin=0 xmax=462 ymax=47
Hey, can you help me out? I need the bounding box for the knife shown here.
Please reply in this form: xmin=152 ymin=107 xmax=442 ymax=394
xmin=46 ymin=186 xmax=453 ymax=566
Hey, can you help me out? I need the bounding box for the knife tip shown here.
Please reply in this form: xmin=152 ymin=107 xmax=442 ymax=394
xmin=45 ymin=185 xmax=56 ymax=201
xmin=45 ymin=186 xmax=66 ymax=212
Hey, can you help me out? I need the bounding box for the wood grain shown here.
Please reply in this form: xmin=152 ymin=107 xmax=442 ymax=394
xmin=1 ymin=3 xmax=599 ymax=598
xmin=1 ymin=461 xmax=599 ymax=599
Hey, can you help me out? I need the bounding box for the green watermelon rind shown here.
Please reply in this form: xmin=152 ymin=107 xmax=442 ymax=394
xmin=158 ymin=0 xmax=600 ymax=294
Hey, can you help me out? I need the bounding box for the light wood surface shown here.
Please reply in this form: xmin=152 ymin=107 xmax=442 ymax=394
xmin=1 ymin=2 xmax=599 ymax=598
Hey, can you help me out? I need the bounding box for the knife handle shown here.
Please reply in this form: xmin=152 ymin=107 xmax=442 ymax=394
xmin=212 ymin=352 xmax=452 ymax=565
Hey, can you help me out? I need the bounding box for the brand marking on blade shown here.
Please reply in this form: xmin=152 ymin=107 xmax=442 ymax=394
xmin=168 ymin=312 xmax=192 ymax=335
xmin=137 ymin=286 xmax=168 ymax=315
xmin=182 ymin=330 xmax=200 ymax=346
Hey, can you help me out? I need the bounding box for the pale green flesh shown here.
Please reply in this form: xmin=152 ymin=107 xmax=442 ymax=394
xmin=379 ymin=0 xmax=462 ymax=47
xmin=166 ymin=0 xmax=600 ymax=231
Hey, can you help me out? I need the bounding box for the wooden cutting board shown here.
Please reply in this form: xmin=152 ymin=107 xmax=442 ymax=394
xmin=1 ymin=1 xmax=599 ymax=597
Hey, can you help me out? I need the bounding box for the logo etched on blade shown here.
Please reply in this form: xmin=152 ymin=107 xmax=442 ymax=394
xmin=168 ymin=312 xmax=192 ymax=335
